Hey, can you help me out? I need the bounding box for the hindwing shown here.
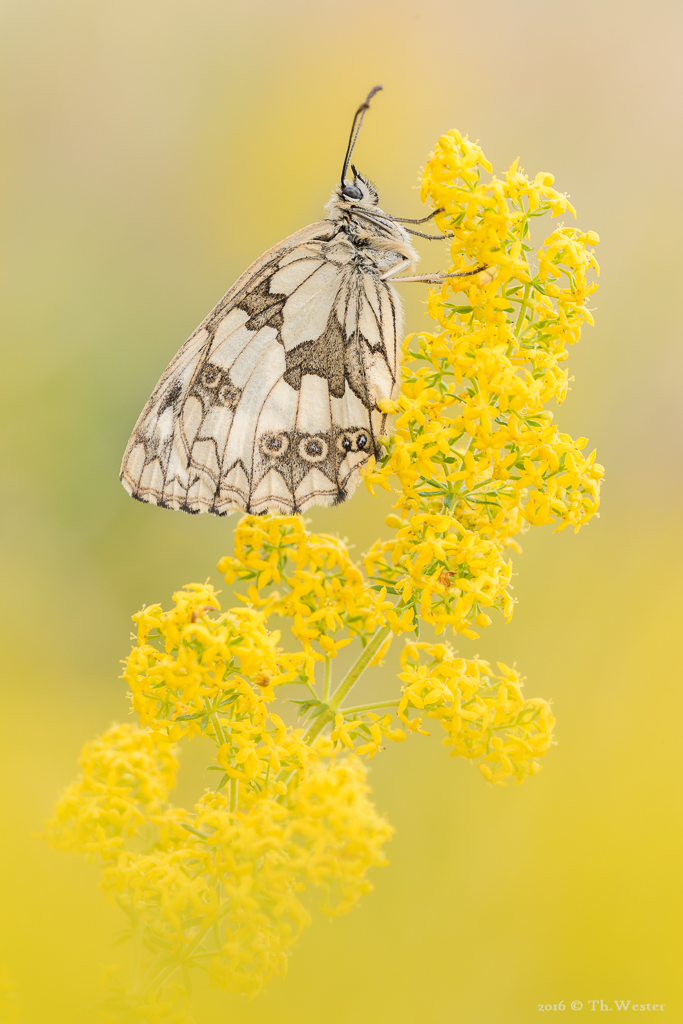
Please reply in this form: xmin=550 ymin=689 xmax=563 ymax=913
xmin=120 ymin=221 xmax=403 ymax=515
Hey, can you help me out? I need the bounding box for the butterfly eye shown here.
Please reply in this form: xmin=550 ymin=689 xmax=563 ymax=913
xmin=342 ymin=184 xmax=363 ymax=200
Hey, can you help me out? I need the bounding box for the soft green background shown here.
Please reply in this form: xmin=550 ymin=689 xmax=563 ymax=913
xmin=1 ymin=0 xmax=682 ymax=1020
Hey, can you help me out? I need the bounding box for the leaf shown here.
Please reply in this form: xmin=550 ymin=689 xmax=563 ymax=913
xmin=219 ymin=692 xmax=240 ymax=706
xmin=287 ymin=698 xmax=328 ymax=718
xmin=181 ymin=823 xmax=210 ymax=839
xmin=308 ymin=702 xmax=331 ymax=719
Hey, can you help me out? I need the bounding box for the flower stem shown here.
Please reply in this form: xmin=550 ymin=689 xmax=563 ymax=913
xmin=338 ymin=699 xmax=400 ymax=715
xmin=514 ymin=282 xmax=532 ymax=338
xmin=303 ymin=624 xmax=392 ymax=744
xmin=322 ymin=657 xmax=332 ymax=702
xmin=136 ymin=902 xmax=233 ymax=998
xmin=208 ymin=708 xmax=227 ymax=747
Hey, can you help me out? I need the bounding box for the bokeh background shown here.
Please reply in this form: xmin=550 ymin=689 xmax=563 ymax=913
xmin=2 ymin=0 xmax=683 ymax=1020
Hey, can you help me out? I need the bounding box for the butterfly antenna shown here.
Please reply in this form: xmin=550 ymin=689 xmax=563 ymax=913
xmin=340 ymin=85 xmax=383 ymax=187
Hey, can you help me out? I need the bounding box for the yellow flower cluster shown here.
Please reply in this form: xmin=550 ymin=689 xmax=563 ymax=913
xmin=103 ymin=755 xmax=389 ymax=998
xmin=42 ymin=724 xmax=178 ymax=860
xmin=399 ymin=643 xmax=555 ymax=785
xmin=44 ymin=721 xmax=390 ymax=1004
xmin=45 ymin=518 xmax=556 ymax=1011
xmin=42 ymin=129 xmax=601 ymax=1017
xmin=123 ymin=582 xmax=313 ymax=799
xmin=218 ymin=516 xmax=388 ymax=663
xmin=217 ymin=516 xmax=552 ymax=787
xmin=363 ymin=129 xmax=603 ymax=639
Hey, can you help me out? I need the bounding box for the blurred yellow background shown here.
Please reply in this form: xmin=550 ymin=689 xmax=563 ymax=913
xmin=2 ymin=0 xmax=683 ymax=1020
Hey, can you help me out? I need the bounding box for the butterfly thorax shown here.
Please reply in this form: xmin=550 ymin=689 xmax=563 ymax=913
xmin=324 ymin=181 xmax=419 ymax=277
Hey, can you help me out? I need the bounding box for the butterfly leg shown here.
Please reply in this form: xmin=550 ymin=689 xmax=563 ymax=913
xmin=384 ymin=207 xmax=456 ymax=239
xmin=385 ymin=265 xmax=496 ymax=285
xmin=402 ymin=226 xmax=455 ymax=240
xmin=384 ymin=207 xmax=446 ymax=225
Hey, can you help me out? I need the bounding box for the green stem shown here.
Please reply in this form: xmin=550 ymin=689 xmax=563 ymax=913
xmin=136 ymin=901 xmax=234 ymax=998
xmin=209 ymin=701 xmax=237 ymax=808
xmin=208 ymin=708 xmax=227 ymax=747
xmin=339 ymin=699 xmax=400 ymax=715
xmin=303 ymin=625 xmax=392 ymax=745
xmin=322 ymin=657 xmax=332 ymax=702
xmin=514 ymin=282 xmax=532 ymax=338
xmin=303 ymin=677 xmax=318 ymax=699
xmin=328 ymin=626 xmax=392 ymax=710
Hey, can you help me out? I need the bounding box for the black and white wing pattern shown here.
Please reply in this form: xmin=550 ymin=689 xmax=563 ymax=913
xmin=120 ymin=220 xmax=406 ymax=515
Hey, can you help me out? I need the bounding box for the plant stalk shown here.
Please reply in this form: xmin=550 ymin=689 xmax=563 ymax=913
xmin=322 ymin=657 xmax=332 ymax=702
xmin=136 ymin=901 xmax=232 ymax=998
xmin=208 ymin=709 xmax=227 ymax=748
xmin=303 ymin=624 xmax=392 ymax=745
xmin=229 ymin=776 xmax=239 ymax=812
xmin=338 ymin=699 xmax=400 ymax=715
xmin=514 ymin=282 xmax=532 ymax=338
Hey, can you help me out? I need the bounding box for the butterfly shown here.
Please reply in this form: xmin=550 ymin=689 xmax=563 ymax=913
xmin=120 ymin=86 xmax=486 ymax=516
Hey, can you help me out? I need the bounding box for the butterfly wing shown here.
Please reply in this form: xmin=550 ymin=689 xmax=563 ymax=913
xmin=120 ymin=220 xmax=403 ymax=515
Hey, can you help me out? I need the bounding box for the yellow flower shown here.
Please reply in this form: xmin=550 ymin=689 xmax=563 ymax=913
xmin=47 ymin=724 xmax=391 ymax=1001
xmin=366 ymin=129 xmax=602 ymax=640
xmin=41 ymin=724 xmax=178 ymax=860
xmin=398 ymin=644 xmax=555 ymax=784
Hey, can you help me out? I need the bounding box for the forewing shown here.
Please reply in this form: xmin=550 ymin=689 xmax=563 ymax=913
xmin=121 ymin=223 xmax=403 ymax=515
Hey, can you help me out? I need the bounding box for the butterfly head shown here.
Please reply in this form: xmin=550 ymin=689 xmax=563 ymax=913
xmin=333 ymin=86 xmax=383 ymax=210
xmin=338 ymin=165 xmax=379 ymax=206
